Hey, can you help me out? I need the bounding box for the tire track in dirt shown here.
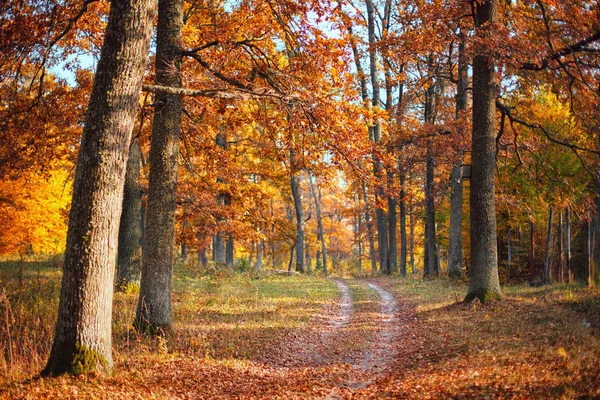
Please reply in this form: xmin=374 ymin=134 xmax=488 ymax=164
xmin=326 ymin=281 xmax=400 ymax=399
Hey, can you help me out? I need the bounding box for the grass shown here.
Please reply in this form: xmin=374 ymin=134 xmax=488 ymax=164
xmin=0 ymin=260 xmax=338 ymax=385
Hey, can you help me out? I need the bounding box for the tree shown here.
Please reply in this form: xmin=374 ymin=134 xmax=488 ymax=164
xmin=42 ymin=0 xmax=155 ymax=375
xmin=117 ymin=139 xmax=143 ymax=289
xmin=136 ymin=0 xmax=183 ymax=332
xmin=465 ymin=0 xmax=502 ymax=303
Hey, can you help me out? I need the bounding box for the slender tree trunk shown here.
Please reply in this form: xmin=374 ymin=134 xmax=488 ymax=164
xmin=117 ymin=140 xmax=143 ymax=289
xmin=409 ymin=191 xmax=415 ymax=274
xmin=198 ymin=246 xmax=208 ymax=268
xmin=566 ymin=207 xmax=572 ymax=283
xmin=544 ymin=206 xmax=554 ymax=284
xmin=136 ymin=0 xmax=183 ymax=331
xmin=255 ymin=240 xmax=263 ymax=271
xmin=387 ymin=171 xmax=398 ymax=274
xmin=310 ymin=175 xmax=327 ymax=275
xmin=424 ymin=148 xmax=438 ymax=277
xmin=465 ymin=0 xmax=501 ymax=302
xmin=399 ymin=174 xmax=408 ymax=277
xmin=43 ymin=0 xmax=155 ymax=376
xmin=530 ymin=220 xmax=535 ymax=282
xmin=507 ymin=225 xmax=512 ymax=278
xmin=290 ymin=148 xmax=305 ymax=273
xmin=423 ymin=81 xmax=437 ymax=277
xmin=226 ymin=236 xmax=234 ymax=267
xmin=448 ymin=33 xmax=467 ymax=279
xmin=362 ymin=182 xmax=377 ymax=274
xmin=558 ymin=211 xmax=564 ymax=282
xmin=588 ymin=220 xmax=594 ymax=287
xmin=366 ymin=0 xmax=388 ymax=274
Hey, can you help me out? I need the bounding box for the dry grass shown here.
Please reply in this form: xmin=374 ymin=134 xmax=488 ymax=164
xmin=0 ymin=261 xmax=338 ymax=387
xmin=375 ymin=276 xmax=600 ymax=399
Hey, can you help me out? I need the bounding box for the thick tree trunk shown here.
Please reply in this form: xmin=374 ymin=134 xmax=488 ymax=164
xmin=117 ymin=140 xmax=143 ymax=289
xmin=136 ymin=0 xmax=183 ymax=332
xmin=465 ymin=0 xmax=501 ymax=302
xmin=43 ymin=0 xmax=155 ymax=376
xmin=290 ymin=148 xmax=305 ymax=273
xmin=544 ymin=206 xmax=554 ymax=284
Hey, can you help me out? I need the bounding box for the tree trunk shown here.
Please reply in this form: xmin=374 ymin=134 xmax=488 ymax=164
xmin=544 ymin=206 xmax=554 ymax=284
xmin=558 ymin=211 xmax=563 ymax=282
xmin=43 ymin=0 xmax=155 ymax=376
xmin=366 ymin=0 xmax=388 ymax=274
xmin=362 ymin=182 xmax=377 ymax=274
xmin=387 ymin=171 xmax=398 ymax=274
xmin=226 ymin=236 xmax=234 ymax=267
xmin=290 ymin=148 xmax=305 ymax=273
xmin=507 ymin=225 xmax=512 ymax=278
xmin=409 ymin=190 xmax=415 ymax=273
xmin=255 ymin=240 xmax=263 ymax=271
xmin=310 ymin=175 xmax=327 ymax=275
xmin=566 ymin=207 xmax=572 ymax=283
xmin=588 ymin=220 xmax=594 ymax=287
xmin=399 ymin=175 xmax=408 ymax=277
xmin=424 ymin=148 xmax=438 ymax=277
xmin=117 ymin=140 xmax=143 ymax=289
xmin=465 ymin=0 xmax=501 ymax=302
xmin=448 ymin=33 xmax=467 ymax=279
xmin=136 ymin=0 xmax=183 ymax=332
xmin=530 ymin=220 xmax=535 ymax=282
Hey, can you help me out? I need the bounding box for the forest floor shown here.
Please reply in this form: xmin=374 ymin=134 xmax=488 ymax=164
xmin=0 ymin=261 xmax=599 ymax=399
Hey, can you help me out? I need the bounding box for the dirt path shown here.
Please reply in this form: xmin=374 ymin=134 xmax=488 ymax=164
xmin=325 ymin=281 xmax=402 ymax=399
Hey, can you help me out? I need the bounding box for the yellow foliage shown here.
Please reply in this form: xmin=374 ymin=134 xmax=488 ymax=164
xmin=0 ymin=167 xmax=71 ymax=256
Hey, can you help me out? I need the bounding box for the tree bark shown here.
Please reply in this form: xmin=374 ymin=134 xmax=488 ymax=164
xmin=362 ymin=182 xmax=377 ymax=274
xmin=558 ymin=211 xmax=563 ymax=282
xmin=424 ymin=148 xmax=438 ymax=277
xmin=117 ymin=140 xmax=143 ymax=289
xmin=255 ymin=240 xmax=263 ymax=271
xmin=423 ymin=81 xmax=437 ymax=278
xmin=544 ymin=206 xmax=554 ymax=284
xmin=465 ymin=0 xmax=502 ymax=302
xmin=566 ymin=206 xmax=572 ymax=283
xmin=507 ymin=225 xmax=512 ymax=278
xmin=448 ymin=33 xmax=467 ymax=278
xmin=136 ymin=0 xmax=183 ymax=332
xmin=387 ymin=171 xmax=398 ymax=274
xmin=226 ymin=235 xmax=234 ymax=267
xmin=43 ymin=0 xmax=155 ymax=376
xmin=399 ymin=174 xmax=407 ymax=277
xmin=290 ymin=148 xmax=305 ymax=273
xmin=366 ymin=0 xmax=388 ymax=274
xmin=530 ymin=220 xmax=536 ymax=282
xmin=310 ymin=175 xmax=327 ymax=275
